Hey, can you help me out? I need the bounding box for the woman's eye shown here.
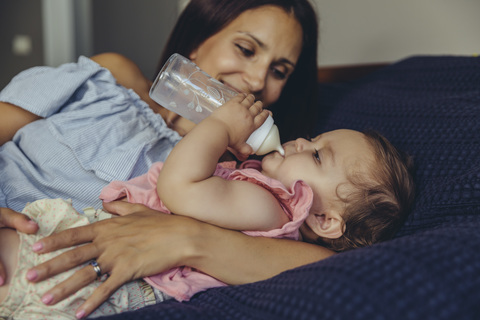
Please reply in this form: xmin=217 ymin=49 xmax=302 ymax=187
xmin=313 ymin=149 xmax=321 ymax=163
xmin=236 ymin=44 xmax=254 ymax=57
xmin=271 ymin=67 xmax=287 ymax=80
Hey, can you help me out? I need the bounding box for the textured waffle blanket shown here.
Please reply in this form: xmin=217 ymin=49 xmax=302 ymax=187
xmin=100 ymin=55 xmax=480 ymax=320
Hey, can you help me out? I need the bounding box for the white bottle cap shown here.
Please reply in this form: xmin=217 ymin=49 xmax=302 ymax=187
xmin=246 ymin=115 xmax=285 ymax=156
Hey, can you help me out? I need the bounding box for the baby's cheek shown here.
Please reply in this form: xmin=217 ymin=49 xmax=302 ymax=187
xmin=260 ymin=156 xmax=276 ymax=176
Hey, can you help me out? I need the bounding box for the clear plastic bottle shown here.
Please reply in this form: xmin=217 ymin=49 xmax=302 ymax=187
xmin=149 ymin=53 xmax=284 ymax=156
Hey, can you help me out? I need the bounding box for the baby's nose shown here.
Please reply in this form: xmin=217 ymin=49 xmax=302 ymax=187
xmin=295 ymin=138 xmax=309 ymax=152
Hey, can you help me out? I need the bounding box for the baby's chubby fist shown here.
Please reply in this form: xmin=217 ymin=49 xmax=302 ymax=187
xmin=211 ymin=94 xmax=268 ymax=152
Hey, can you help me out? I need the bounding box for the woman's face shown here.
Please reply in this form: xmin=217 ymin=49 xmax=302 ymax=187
xmin=189 ymin=5 xmax=303 ymax=108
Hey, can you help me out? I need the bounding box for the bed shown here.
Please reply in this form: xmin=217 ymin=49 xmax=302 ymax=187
xmin=100 ymin=55 xmax=480 ymax=319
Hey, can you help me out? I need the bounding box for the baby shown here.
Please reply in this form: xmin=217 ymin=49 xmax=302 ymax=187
xmin=0 ymin=94 xmax=414 ymax=318
xmin=154 ymin=93 xmax=415 ymax=252
xmin=102 ymin=93 xmax=414 ymax=300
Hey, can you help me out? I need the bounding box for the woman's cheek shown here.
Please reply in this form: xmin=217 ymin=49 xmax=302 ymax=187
xmin=264 ymin=84 xmax=284 ymax=108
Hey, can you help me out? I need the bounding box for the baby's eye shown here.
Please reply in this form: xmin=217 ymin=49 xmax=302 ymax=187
xmin=236 ymin=44 xmax=254 ymax=57
xmin=313 ymin=149 xmax=321 ymax=163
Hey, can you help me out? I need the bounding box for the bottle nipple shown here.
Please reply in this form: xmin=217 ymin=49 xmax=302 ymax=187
xmin=255 ymin=124 xmax=285 ymax=156
xmin=246 ymin=116 xmax=284 ymax=156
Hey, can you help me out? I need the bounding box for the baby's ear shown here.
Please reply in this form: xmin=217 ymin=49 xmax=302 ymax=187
xmin=309 ymin=212 xmax=345 ymax=239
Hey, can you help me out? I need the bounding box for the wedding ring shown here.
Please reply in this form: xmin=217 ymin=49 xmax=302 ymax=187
xmin=90 ymin=260 xmax=102 ymax=280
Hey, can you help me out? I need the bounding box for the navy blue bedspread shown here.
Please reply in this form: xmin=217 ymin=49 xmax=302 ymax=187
xmin=102 ymin=56 xmax=480 ymax=319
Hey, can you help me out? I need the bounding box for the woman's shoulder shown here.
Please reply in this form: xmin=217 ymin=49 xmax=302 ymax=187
xmin=90 ymin=53 xmax=152 ymax=100
xmin=90 ymin=52 xmax=137 ymax=74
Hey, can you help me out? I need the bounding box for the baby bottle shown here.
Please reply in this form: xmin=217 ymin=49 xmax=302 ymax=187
xmin=149 ymin=53 xmax=285 ymax=156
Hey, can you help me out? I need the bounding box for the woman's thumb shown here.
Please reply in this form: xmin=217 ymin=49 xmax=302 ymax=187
xmin=0 ymin=207 xmax=38 ymax=234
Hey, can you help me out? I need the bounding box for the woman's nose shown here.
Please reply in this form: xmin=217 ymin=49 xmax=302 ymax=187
xmin=243 ymin=63 xmax=268 ymax=94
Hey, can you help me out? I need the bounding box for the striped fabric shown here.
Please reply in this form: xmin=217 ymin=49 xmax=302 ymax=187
xmin=0 ymin=57 xmax=181 ymax=212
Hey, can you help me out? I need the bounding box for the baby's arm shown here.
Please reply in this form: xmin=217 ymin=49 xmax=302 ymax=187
xmin=157 ymin=94 xmax=289 ymax=231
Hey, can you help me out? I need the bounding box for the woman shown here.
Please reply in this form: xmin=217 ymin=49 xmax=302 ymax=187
xmin=0 ymin=0 xmax=334 ymax=317
xmin=157 ymin=0 xmax=319 ymax=142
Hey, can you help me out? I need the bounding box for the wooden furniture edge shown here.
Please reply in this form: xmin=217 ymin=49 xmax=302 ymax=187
xmin=317 ymin=63 xmax=389 ymax=83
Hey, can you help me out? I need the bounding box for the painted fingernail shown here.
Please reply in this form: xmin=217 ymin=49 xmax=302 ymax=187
xmin=32 ymin=242 xmax=43 ymax=252
xmin=76 ymin=309 xmax=86 ymax=319
xmin=41 ymin=293 xmax=54 ymax=305
xmin=26 ymin=269 xmax=38 ymax=281
xmin=28 ymin=220 xmax=38 ymax=227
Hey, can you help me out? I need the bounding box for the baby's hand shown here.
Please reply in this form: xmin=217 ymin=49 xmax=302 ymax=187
xmin=211 ymin=94 xmax=269 ymax=155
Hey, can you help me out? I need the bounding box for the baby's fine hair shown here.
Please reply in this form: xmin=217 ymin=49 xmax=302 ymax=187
xmin=317 ymin=130 xmax=415 ymax=252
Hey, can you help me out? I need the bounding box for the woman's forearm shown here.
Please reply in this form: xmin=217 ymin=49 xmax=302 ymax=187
xmin=0 ymin=102 xmax=41 ymax=146
xmin=185 ymin=221 xmax=335 ymax=285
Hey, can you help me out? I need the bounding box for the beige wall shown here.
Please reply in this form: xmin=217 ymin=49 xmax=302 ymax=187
xmin=0 ymin=0 xmax=44 ymax=90
xmin=3 ymin=0 xmax=479 ymax=90
xmin=313 ymin=0 xmax=480 ymax=66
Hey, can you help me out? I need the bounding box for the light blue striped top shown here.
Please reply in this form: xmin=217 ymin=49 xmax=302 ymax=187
xmin=0 ymin=56 xmax=181 ymax=212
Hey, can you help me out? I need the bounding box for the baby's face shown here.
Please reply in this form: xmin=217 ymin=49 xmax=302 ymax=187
xmin=261 ymin=129 xmax=375 ymax=237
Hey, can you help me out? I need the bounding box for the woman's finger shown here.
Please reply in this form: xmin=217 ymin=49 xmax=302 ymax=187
xmin=28 ymin=243 xmax=98 ymax=282
xmin=0 ymin=207 xmax=38 ymax=234
xmin=75 ymin=270 xmax=130 ymax=318
xmin=40 ymin=261 xmax=99 ymax=306
xmin=102 ymin=201 xmax=149 ymax=217
xmin=33 ymin=222 xmax=98 ymax=254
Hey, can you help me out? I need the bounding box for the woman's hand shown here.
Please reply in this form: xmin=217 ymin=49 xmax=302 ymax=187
xmin=0 ymin=207 xmax=38 ymax=285
xmin=27 ymin=202 xmax=201 ymax=318
xmin=27 ymin=201 xmax=335 ymax=318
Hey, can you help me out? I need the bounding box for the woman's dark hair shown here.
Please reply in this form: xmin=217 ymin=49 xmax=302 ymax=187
xmin=156 ymin=0 xmax=319 ymax=141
